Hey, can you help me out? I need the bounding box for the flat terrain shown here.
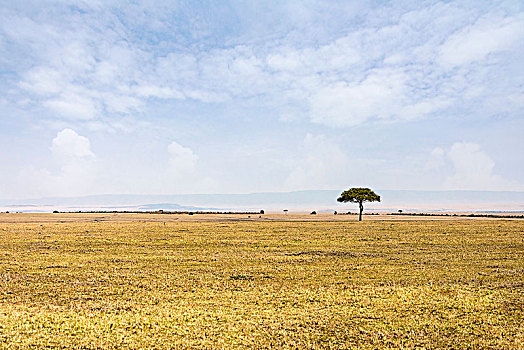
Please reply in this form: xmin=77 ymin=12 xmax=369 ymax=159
xmin=1 ymin=211 xmax=522 ymax=223
xmin=0 ymin=214 xmax=523 ymax=348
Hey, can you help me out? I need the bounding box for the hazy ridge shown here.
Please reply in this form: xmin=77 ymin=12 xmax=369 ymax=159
xmin=2 ymin=190 xmax=524 ymax=212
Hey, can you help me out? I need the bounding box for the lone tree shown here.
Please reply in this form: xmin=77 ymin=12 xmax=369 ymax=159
xmin=337 ymin=188 xmax=381 ymax=221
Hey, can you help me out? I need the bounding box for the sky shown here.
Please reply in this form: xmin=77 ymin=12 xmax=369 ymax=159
xmin=0 ymin=0 xmax=523 ymax=200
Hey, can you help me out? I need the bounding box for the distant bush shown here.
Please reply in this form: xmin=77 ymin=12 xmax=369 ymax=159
xmin=260 ymin=210 xmax=264 ymax=214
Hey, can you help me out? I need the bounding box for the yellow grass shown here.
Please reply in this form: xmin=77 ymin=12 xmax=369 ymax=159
xmin=0 ymin=213 xmax=523 ymax=348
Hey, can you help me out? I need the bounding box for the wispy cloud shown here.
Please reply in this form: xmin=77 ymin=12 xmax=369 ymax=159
xmin=438 ymin=13 xmax=524 ymax=67
xmin=425 ymin=142 xmax=523 ymax=191
xmin=2 ymin=1 xmax=522 ymax=129
xmin=0 ymin=1 xmax=523 ymax=197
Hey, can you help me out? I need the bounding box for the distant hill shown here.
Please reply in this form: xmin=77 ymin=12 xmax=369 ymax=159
xmin=1 ymin=190 xmax=524 ymax=212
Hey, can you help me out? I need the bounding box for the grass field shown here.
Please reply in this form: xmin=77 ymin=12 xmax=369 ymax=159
xmin=0 ymin=213 xmax=523 ymax=348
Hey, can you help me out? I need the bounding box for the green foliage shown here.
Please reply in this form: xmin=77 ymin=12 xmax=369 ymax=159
xmin=337 ymin=187 xmax=381 ymax=204
xmin=338 ymin=188 xmax=380 ymax=221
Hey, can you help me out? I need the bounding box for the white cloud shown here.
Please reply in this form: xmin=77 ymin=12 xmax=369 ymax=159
xmin=444 ymin=142 xmax=521 ymax=190
xmin=400 ymin=98 xmax=453 ymax=121
xmin=161 ymin=141 xmax=217 ymax=194
xmin=133 ymin=85 xmax=184 ymax=99
xmin=19 ymin=67 xmax=65 ymax=95
xmin=167 ymin=141 xmax=198 ymax=175
xmin=266 ymin=50 xmax=302 ymax=72
xmin=102 ymin=93 xmax=142 ymax=114
xmin=423 ymin=142 xmax=523 ymax=191
xmin=1 ymin=2 xmax=523 ymax=199
xmin=6 ymin=129 xmax=98 ymax=198
xmin=59 ymin=41 xmax=96 ymax=72
xmin=284 ymin=134 xmax=349 ymax=191
xmin=14 ymin=160 xmax=98 ymax=198
xmin=309 ymin=69 xmax=407 ymax=126
xmin=439 ymin=14 xmax=524 ymax=67
xmin=4 ymin=2 xmax=523 ymax=130
xmin=425 ymin=147 xmax=445 ymax=170
xmin=51 ymin=128 xmax=95 ymax=158
xmin=43 ymin=92 xmax=99 ymax=120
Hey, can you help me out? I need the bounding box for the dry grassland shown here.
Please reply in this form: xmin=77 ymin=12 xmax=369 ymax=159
xmin=0 ymin=213 xmax=523 ymax=348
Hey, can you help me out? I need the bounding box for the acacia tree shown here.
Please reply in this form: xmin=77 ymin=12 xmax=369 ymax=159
xmin=337 ymin=188 xmax=381 ymax=221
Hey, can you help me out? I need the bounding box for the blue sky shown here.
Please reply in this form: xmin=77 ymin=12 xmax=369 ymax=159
xmin=0 ymin=0 xmax=523 ymax=199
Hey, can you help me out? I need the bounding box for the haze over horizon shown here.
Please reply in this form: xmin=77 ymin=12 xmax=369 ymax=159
xmin=2 ymin=189 xmax=524 ymax=213
xmin=1 ymin=1 xmax=523 ymax=200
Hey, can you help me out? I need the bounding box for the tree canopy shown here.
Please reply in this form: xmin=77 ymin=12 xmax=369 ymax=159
xmin=337 ymin=188 xmax=380 ymax=221
xmin=337 ymin=188 xmax=381 ymax=204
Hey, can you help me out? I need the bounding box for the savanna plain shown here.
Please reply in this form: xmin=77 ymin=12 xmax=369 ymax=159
xmin=0 ymin=213 xmax=523 ymax=348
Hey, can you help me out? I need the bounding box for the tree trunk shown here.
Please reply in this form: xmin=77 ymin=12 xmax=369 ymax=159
xmin=358 ymin=201 xmax=363 ymax=221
